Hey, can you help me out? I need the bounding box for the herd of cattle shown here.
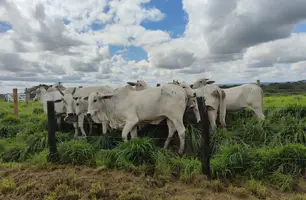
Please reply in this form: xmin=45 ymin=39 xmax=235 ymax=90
xmin=32 ymin=78 xmax=265 ymax=154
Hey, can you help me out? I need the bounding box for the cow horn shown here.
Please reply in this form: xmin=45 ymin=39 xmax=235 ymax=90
xmin=72 ymin=87 xmax=76 ymax=95
xmin=57 ymin=87 xmax=64 ymax=96
xmin=127 ymin=82 xmax=137 ymax=86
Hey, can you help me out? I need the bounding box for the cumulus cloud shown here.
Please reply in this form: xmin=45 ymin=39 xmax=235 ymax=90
xmin=1 ymin=0 xmax=306 ymax=93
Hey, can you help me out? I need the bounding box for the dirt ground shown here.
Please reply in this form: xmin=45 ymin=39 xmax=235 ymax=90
xmin=0 ymin=166 xmax=305 ymax=200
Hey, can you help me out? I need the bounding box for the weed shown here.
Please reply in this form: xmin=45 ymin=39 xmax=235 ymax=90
xmin=89 ymin=182 xmax=107 ymax=199
xmin=227 ymin=185 xmax=249 ymax=198
xmin=247 ymin=179 xmax=269 ymax=199
xmin=0 ymin=177 xmax=16 ymax=195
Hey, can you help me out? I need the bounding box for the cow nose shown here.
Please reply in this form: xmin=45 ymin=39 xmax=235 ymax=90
xmin=193 ymin=93 xmax=196 ymax=97
xmin=190 ymin=84 xmax=193 ymax=89
xmin=68 ymin=113 xmax=74 ymax=116
xmin=87 ymin=113 xmax=91 ymax=117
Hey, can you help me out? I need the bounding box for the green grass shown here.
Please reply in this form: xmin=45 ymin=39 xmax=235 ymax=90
xmin=264 ymin=94 xmax=306 ymax=107
xmin=0 ymin=95 xmax=306 ymax=195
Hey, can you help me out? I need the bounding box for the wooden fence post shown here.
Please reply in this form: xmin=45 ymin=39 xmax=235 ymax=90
xmin=196 ymin=96 xmax=211 ymax=179
xmin=13 ymin=88 xmax=19 ymax=117
xmin=47 ymin=101 xmax=59 ymax=163
xmin=25 ymin=88 xmax=29 ymax=105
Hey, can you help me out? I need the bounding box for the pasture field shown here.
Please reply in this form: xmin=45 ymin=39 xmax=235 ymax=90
xmin=0 ymin=95 xmax=306 ymax=200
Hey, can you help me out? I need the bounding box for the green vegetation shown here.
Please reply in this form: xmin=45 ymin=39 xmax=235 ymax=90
xmin=0 ymin=87 xmax=306 ymax=199
xmin=219 ymin=80 xmax=306 ymax=96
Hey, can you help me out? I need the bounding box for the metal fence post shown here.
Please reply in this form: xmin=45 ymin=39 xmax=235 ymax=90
xmin=196 ymin=96 xmax=211 ymax=179
xmin=47 ymin=101 xmax=59 ymax=162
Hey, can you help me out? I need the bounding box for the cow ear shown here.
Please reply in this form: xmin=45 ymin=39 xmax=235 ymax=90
xmin=83 ymin=96 xmax=89 ymax=101
xmin=207 ymin=81 xmax=215 ymax=84
xmin=54 ymin=98 xmax=63 ymax=103
xmin=127 ymin=82 xmax=137 ymax=86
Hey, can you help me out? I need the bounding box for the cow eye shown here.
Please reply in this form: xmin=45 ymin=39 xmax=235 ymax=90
xmin=139 ymin=84 xmax=142 ymax=86
xmin=76 ymin=103 xmax=79 ymax=106
xmin=93 ymin=99 xmax=97 ymax=103
xmin=182 ymin=86 xmax=185 ymax=88
xmin=200 ymin=81 xmax=202 ymax=83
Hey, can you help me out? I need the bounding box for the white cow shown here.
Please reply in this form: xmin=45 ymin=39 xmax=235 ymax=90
xmin=193 ymin=78 xmax=265 ymax=120
xmin=33 ymin=86 xmax=66 ymax=129
xmin=190 ymin=79 xmax=227 ymax=130
xmin=127 ymin=80 xmax=201 ymax=123
xmin=55 ymin=85 xmax=114 ymax=137
xmin=87 ymin=83 xmax=196 ymax=154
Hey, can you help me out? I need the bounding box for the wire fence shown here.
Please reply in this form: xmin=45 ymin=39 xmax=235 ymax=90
xmin=3 ymin=86 xmax=306 ymax=179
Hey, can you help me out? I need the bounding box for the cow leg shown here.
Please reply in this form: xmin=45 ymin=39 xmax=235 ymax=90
xmin=73 ymin=122 xmax=79 ymax=138
xmin=78 ymin=114 xmax=87 ymax=138
xmin=163 ymin=119 xmax=176 ymax=149
xmin=121 ymin=119 xmax=139 ymax=142
xmin=130 ymin=126 xmax=138 ymax=139
xmin=56 ymin=117 xmax=61 ymax=131
xmin=207 ymin=110 xmax=217 ymax=131
xmin=170 ymin=118 xmax=186 ymax=155
xmin=102 ymin=121 xmax=108 ymax=135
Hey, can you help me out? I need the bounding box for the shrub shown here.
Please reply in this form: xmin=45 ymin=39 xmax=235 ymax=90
xmin=249 ymin=144 xmax=306 ymax=178
xmin=0 ymin=114 xmax=20 ymax=124
xmin=1 ymin=141 xmax=26 ymax=162
xmin=25 ymin=149 xmax=49 ymax=169
xmin=152 ymin=149 xmax=174 ymax=178
xmin=211 ymin=144 xmax=255 ymax=178
xmin=171 ymin=156 xmax=201 ymax=183
xmin=269 ymin=171 xmax=296 ymax=192
xmin=87 ymin=135 xmax=120 ymax=150
xmin=32 ymin=108 xmax=44 ymax=115
xmin=57 ymin=140 xmax=96 ymax=166
xmin=21 ymin=131 xmax=48 ymax=157
xmin=115 ymin=138 xmax=156 ymax=166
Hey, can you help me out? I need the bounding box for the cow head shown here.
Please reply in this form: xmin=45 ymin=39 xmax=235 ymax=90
xmin=174 ymin=81 xmax=196 ymax=98
xmin=190 ymin=78 xmax=215 ymax=89
xmin=127 ymin=80 xmax=148 ymax=91
xmin=86 ymin=91 xmax=113 ymax=118
xmin=33 ymin=86 xmax=47 ymax=101
xmin=74 ymin=96 xmax=88 ymax=115
xmin=56 ymin=87 xmax=77 ymax=116
xmin=187 ymin=98 xmax=201 ymax=123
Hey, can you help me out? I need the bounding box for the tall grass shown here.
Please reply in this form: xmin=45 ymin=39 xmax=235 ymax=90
xmin=0 ymin=97 xmax=305 ymax=191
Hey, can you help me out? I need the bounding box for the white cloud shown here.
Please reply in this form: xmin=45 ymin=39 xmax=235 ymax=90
xmin=1 ymin=0 xmax=306 ymax=93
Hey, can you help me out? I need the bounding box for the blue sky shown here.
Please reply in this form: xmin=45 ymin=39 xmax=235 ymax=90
xmin=292 ymin=23 xmax=306 ymax=33
xmin=1 ymin=1 xmax=305 ymax=63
